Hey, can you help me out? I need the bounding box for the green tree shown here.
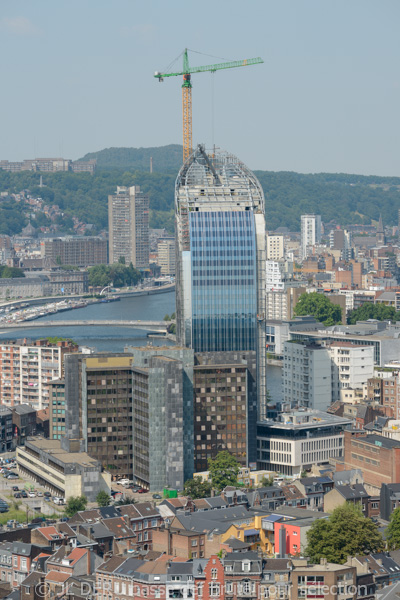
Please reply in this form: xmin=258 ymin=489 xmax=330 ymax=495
xmin=347 ymin=302 xmax=400 ymax=325
xmin=96 ymin=491 xmax=111 ymax=507
xmin=114 ymin=498 xmax=136 ymax=506
xmin=208 ymin=451 xmax=240 ymax=492
xmin=259 ymin=475 xmax=274 ymax=487
xmin=294 ymin=292 xmax=342 ymax=326
xmin=306 ymin=503 xmax=384 ymax=564
xmin=65 ymin=495 xmax=88 ymax=517
xmin=386 ymin=507 xmax=400 ymax=549
xmin=88 ymin=264 xmax=142 ymax=288
xmin=183 ymin=477 xmax=212 ymax=499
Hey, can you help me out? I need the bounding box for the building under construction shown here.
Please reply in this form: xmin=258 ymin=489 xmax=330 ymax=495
xmin=175 ymin=144 xmax=267 ymax=420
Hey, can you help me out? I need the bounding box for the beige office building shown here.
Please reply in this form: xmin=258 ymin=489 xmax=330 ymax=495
xmin=108 ymin=186 xmax=149 ymax=268
xmin=266 ymin=234 xmax=284 ymax=260
xmin=157 ymin=237 xmax=175 ymax=275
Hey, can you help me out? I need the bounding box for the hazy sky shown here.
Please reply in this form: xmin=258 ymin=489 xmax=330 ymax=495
xmin=1 ymin=0 xmax=399 ymax=175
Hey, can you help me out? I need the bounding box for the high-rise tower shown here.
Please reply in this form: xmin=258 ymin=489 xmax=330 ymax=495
xmin=108 ymin=186 xmax=149 ymax=268
xmin=175 ymin=145 xmax=266 ymax=419
xmin=301 ymin=214 xmax=322 ymax=259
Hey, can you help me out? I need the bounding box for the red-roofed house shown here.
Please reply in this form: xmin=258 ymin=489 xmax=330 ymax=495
xmin=31 ymin=527 xmax=66 ymax=550
xmin=46 ymin=546 xmax=91 ymax=576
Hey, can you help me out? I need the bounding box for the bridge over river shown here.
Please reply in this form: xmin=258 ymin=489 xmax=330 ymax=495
xmin=0 ymin=320 xmax=170 ymax=333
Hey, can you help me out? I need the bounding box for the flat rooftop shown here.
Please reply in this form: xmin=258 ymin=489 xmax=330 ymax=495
xmin=22 ymin=438 xmax=99 ymax=467
xmin=258 ymin=410 xmax=353 ymax=430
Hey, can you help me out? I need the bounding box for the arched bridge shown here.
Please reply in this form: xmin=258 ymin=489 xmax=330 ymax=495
xmin=0 ymin=320 xmax=170 ymax=333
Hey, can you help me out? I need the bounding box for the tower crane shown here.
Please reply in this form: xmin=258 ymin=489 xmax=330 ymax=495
xmin=154 ymin=49 xmax=263 ymax=163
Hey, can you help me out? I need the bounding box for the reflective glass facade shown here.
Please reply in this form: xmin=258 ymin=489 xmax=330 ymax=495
xmin=190 ymin=210 xmax=257 ymax=352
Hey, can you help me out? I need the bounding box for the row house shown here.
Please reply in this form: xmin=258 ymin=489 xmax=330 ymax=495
xmin=95 ymin=553 xmax=358 ymax=600
xmin=0 ymin=542 xmax=43 ymax=588
xmin=117 ymin=503 xmax=162 ymax=551
xmin=324 ymin=484 xmax=380 ymax=518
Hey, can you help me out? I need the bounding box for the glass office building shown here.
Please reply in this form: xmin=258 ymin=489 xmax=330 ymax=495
xmin=190 ymin=210 xmax=257 ymax=352
xmin=175 ymin=145 xmax=267 ymax=419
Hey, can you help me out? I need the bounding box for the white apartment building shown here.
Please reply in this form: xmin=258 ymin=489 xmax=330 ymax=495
xmin=301 ymin=214 xmax=322 ymax=259
xmin=283 ymin=341 xmax=332 ymax=411
xmin=266 ymin=235 xmax=284 ymax=260
xmin=0 ymin=340 xmax=78 ymax=410
xmin=257 ymin=410 xmax=352 ymax=475
xmin=329 ymin=342 xmax=374 ymax=402
xmin=266 ymin=261 xmax=285 ymax=291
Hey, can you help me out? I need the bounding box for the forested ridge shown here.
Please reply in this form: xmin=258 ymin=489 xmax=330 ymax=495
xmin=0 ymin=145 xmax=399 ymax=236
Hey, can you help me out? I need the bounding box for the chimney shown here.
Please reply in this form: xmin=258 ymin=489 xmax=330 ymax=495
xmin=320 ymin=557 xmax=327 ymax=566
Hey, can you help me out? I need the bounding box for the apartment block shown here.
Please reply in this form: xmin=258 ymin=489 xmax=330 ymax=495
xmin=193 ymin=351 xmax=257 ymax=472
xmin=266 ymin=285 xmax=306 ymax=321
xmin=301 ymin=214 xmax=322 ymax=259
xmin=329 ymin=342 xmax=374 ymax=402
xmin=157 ymin=237 xmax=176 ymax=275
xmin=0 ymin=158 xmax=96 ymax=174
xmin=283 ymin=341 xmax=332 ymax=411
xmin=40 ymin=237 xmax=107 ymax=267
xmin=266 ymin=234 xmax=284 ymax=260
xmin=0 ymin=407 xmax=14 ymax=452
xmin=292 ymin=561 xmax=357 ymax=600
xmin=108 ymin=186 xmax=149 ymax=268
xmin=48 ymin=379 xmax=66 ymax=440
xmin=0 ymin=339 xmax=78 ymax=410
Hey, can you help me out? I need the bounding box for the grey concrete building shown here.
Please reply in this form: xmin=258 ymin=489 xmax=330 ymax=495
xmin=127 ymin=346 xmax=194 ymax=491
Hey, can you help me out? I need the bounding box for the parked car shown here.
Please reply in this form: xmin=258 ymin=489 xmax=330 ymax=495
xmin=7 ymin=475 xmax=18 ymax=480
xmin=137 ymin=488 xmax=146 ymax=494
xmin=28 ymin=492 xmax=36 ymax=498
xmin=12 ymin=486 xmax=19 ymax=492
xmin=37 ymin=492 xmax=43 ymax=497
xmin=53 ymin=497 xmax=65 ymax=505
xmin=44 ymin=497 xmax=50 ymax=502
xmin=118 ymin=479 xmax=131 ymax=487
xmin=13 ymin=493 xmax=21 ymax=499
xmin=152 ymin=493 xmax=161 ymax=499
xmin=20 ymin=491 xmax=27 ymax=498
xmin=43 ymin=491 xmax=51 ymax=497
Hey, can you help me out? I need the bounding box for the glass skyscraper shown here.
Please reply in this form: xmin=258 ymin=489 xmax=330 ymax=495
xmin=175 ymin=145 xmax=267 ymax=419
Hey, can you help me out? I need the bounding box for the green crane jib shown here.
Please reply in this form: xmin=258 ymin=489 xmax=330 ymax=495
xmin=154 ymin=49 xmax=263 ymax=162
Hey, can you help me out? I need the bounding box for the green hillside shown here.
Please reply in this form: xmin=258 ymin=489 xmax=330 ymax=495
xmin=0 ymin=146 xmax=400 ymax=236
xmin=78 ymin=145 xmax=183 ymax=172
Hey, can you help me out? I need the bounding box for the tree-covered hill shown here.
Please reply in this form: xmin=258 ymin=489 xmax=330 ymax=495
xmin=1 ymin=146 xmax=400 ymax=236
xmin=78 ymin=144 xmax=183 ymax=173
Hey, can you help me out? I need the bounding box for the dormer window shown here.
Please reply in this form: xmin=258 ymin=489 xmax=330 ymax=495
xmin=242 ymin=561 xmax=251 ymax=572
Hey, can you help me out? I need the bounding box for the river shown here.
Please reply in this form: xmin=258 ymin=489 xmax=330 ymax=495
xmin=0 ymin=292 xmax=176 ymax=353
xmin=0 ymin=290 xmax=283 ymax=401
